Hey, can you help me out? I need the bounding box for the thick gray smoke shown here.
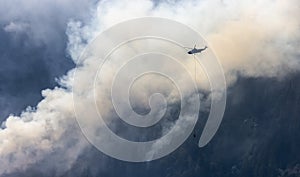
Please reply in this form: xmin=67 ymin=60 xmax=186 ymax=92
xmin=0 ymin=0 xmax=299 ymax=176
xmin=0 ymin=0 xmax=93 ymax=45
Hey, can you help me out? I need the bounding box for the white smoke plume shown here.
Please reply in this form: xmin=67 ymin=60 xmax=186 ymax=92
xmin=0 ymin=88 xmax=88 ymax=175
xmin=68 ymin=0 xmax=300 ymax=84
xmin=0 ymin=0 xmax=299 ymax=176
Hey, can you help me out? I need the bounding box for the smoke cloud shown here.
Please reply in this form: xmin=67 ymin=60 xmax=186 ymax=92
xmin=68 ymin=0 xmax=300 ymax=84
xmin=0 ymin=0 xmax=299 ymax=176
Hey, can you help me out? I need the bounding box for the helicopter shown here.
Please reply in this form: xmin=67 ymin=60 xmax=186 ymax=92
xmin=186 ymin=45 xmax=208 ymax=55
xmin=185 ymin=45 xmax=208 ymax=139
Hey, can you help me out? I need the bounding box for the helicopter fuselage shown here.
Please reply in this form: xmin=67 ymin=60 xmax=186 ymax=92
xmin=187 ymin=46 xmax=207 ymax=55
